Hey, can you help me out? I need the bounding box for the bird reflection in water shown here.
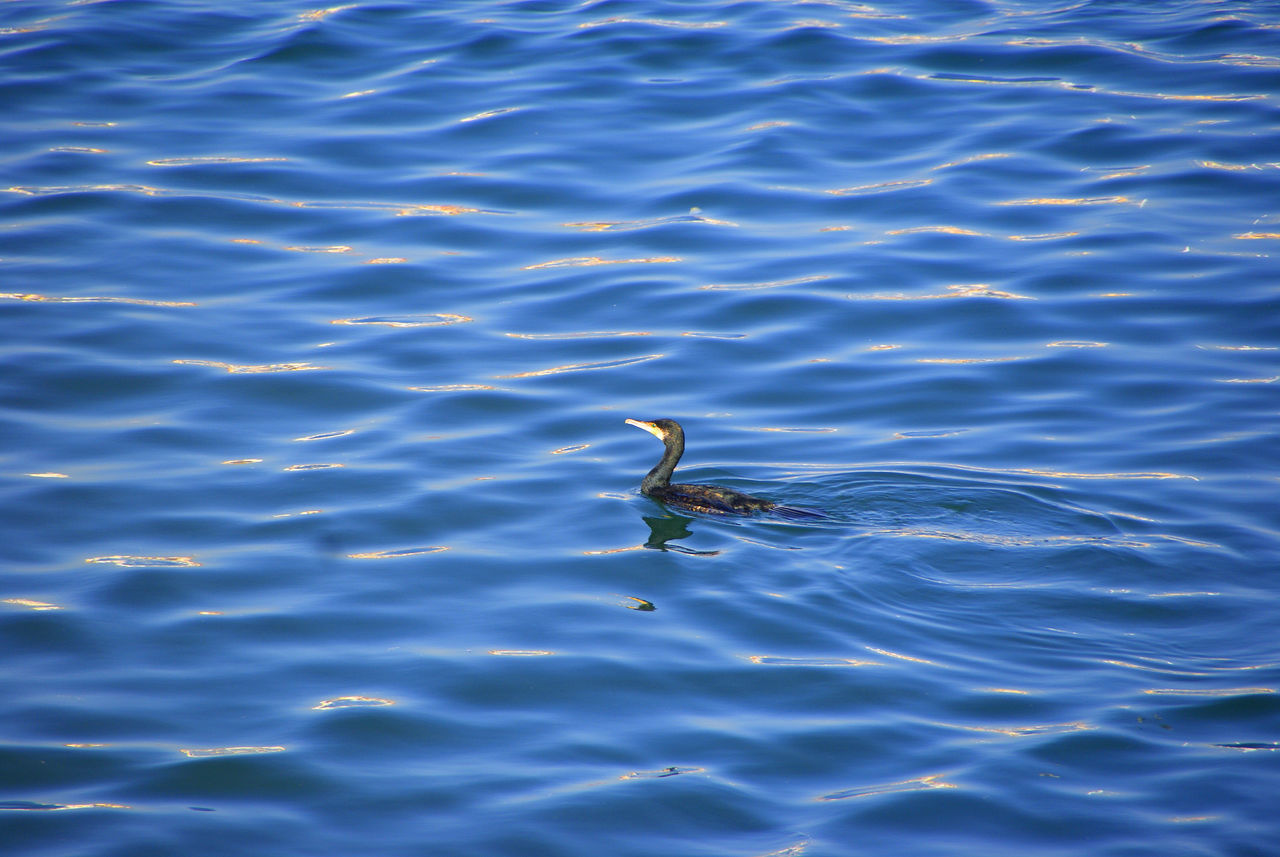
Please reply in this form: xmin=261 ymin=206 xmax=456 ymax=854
xmin=641 ymin=514 xmax=721 ymax=556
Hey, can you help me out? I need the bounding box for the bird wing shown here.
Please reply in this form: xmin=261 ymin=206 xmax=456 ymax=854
xmin=663 ymin=484 xmax=752 ymax=515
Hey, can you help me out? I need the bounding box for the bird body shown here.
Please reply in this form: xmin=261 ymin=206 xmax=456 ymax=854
xmin=646 ymin=482 xmax=776 ymax=516
xmin=625 ymin=418 xmax=793 ymax=517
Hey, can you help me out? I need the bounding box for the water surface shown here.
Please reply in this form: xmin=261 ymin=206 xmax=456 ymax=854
xmin=3 ymin=2 xmax=1279 ymax=855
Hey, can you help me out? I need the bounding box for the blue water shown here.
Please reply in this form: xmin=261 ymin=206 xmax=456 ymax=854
xmin=3 ymin=1 xmax=1279 ymax=854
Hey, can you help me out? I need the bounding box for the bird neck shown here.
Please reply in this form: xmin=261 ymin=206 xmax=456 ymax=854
xmin=641 ymin=437 xmax=682 ymax=494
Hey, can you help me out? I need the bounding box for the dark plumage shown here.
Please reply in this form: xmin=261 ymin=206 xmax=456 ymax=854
xmin=625 ymin=418 xmax=819 ymax=518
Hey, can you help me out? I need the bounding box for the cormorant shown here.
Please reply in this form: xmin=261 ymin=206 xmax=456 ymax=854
xmin=625 ymin=418 xmax=820 ymax=518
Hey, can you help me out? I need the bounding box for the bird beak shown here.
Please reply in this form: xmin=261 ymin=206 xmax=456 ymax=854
xmin=625 ymin=419 xmax=665 ymax=441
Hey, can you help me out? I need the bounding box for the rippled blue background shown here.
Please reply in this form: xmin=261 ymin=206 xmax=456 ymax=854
xmin=3 ymin=1 xmax=1279 ymax=855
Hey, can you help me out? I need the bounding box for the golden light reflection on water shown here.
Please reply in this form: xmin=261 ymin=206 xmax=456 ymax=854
xmin=346 ymin=546 xmax=449 ymax=559
xmin=817 ymin=774 xmax=954 ymax=801
xmin=996 ymin=196 xmax=1131 ymax=206
xmin=488 ymin=650 xmax=555 ymax=656
xmin=1 ymin=20 xmax=53 ymax=35
xmin=1142 ymin=687 xmax=1275 ymax=696
xmin=1199 ymin=160 xmax=1280 ymax=171
xmin=3 ymin=598 xmax=61 ymax=611
xmin=865 ymin=647 xmax=937 ymax=666
xmin=389 ymin=203 xmax=486 ymax=216
xmin=550 ymin=444 xmax=589 ymax=454
xmin=888 ymin=225 xmax=986 ymax=236
xmin=869 ymin=528 xmax=1204 ymax=550
xmin=564 ymin=212 xmax=736 ymax=232
xmin=1 ymin=292 xmax=195 ymax=307
xmin=282 ymin=244 xmax=353 ymax=254
xmin=582 ymin=545 xmax=646 ymax=556
xmin=917 ymin=355 xmax=1032 ymax=364
xmin=506 ymin=330 xmax=650 ymax=339
xmin=173 ymin=359 xmax=329 ymax=373
xmin=701 ymin=274 xmax=831 ymax=291
xmin=313 ymin=696 xmax=395 ymax=710
xmin=1104 ymin=658 xmax=1271 ymax=675
xmin=866 ymin=32 xmax=978 ymax=44
xmin=497 ymin=353 xmax=664 ymax=378
xmin=747 ymin=656 xmax=882 ymax=667
xmin=857 ymin=284 xmax=1034 ymax=301
xmin=953 ymin=720 xmax=1092 ymax=737
xmin=879 ymin=227 xmax=1083 ymax=242
xmin=4 ymin=183 xmax=165 ymax=198
xmin=932 ymin=152 xmax=1011 ymax=170
xmin=1114 ymin=90 xmax=1264 ymax=102
xmin=293 ymin=430 xmax=354 ymax=442
xmin=1093 ymin=165 xmax=1152 ymax=179
xmin=0 ymin=802 xmax=132 ymax=811
xmin=298 ymin=5 xmax=356 ymax=23
xmin=893 ymin=429 xmax=967 ymax=439
xmin=1012 ymin=231 xmax=1082 ymax=240
xmin=25 ymin=472 xmax=69 ymax=478
xmin=785 ymin=19 xmax=839 ymax=29
xmin=1144 ymin=591 xmax=1222 ymax=598
xmin=147 ymin=157 xmax=289 ymax=167
xmin=179 ymin=746 xmax=286 ymax=757
xmin=753 ymin=838 xmax=813 ymax=857
xmin=5 ymin=185 xmax=490 ymax=221
xmin=458 ymin=106 xmax=523 ymax=123
xmin=825 ymin=178 xmax=932 ymax=196
xmin=578 ymin=17 xmax=726 ymax=29
xmin=621 ymin=766 xmax=704 ymax=780
xmin=786 ymin=460 xmax=1190 ymax=481
xmin=409 ymin=383 xmax=497 ymax=392
xmin=332 ymin=315 xmax=473 ymax=330
xmin=891 ymin=52 xmax=1268 ymax=101
xmin=85 ymin=556 xmax=200 ymax=568
xmin=522 ymin=256 xmax=681 ymax=270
